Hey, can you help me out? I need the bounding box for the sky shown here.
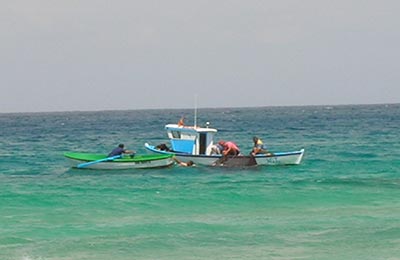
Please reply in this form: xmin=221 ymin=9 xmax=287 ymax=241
xmin=1 ymin=0 xmax=399 ymax=113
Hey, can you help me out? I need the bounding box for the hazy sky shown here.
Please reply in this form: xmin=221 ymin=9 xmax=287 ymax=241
xmin=1 ymin=0 xmax=399 ymax=113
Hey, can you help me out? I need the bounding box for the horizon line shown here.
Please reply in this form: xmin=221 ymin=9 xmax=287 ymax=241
xmin=1 ymin=102 xmax=399 ymax=115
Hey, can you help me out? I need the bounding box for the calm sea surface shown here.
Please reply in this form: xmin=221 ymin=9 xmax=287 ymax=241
xmin=1 ymin=104 xmax=399 ymax=260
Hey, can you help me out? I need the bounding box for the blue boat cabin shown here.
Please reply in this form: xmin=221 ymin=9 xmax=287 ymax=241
xmin=165 ymin=124 xmax=217 ymax=155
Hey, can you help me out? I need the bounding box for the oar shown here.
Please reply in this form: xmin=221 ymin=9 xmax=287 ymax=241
xmin=77 ymin=155 xmax=122 ymax=168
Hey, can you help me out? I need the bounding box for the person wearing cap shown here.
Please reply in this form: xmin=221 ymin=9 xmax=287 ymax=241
xmin=219 ymin=140 xmax=240 ymax=156
xmin=108 ymin=144 xmax=135 ymax=157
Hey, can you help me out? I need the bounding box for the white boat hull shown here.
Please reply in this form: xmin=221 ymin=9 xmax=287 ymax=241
xmin=145 ymin=143 xmax=304 ymax=166
xmin=254 ymin=149 xmax=305 ymax=165
xmin=67 ymin=157 xmax=174 ymax=170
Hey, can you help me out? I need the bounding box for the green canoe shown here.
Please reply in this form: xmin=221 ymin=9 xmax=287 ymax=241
xmin=64 ymin=152 xmax=174 ymax=170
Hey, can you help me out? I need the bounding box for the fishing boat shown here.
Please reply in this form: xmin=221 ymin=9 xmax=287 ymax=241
xmin=64 ymin=152 xmax=174 ymax=170
xmin=144 ymin=123 xmax=305 ymax=166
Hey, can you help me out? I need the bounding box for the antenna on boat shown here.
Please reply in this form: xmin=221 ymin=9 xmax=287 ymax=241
xmin=194 ymin=94 xmax=198 ymax=127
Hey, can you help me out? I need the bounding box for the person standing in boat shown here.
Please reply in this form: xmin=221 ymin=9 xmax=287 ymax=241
xmin=219 ymin=140 xmax=241 ymax=156
xmin=108 ymin=144 xmax=135 ymax=157
xmin=251 ymin=136 xmax=272 ymax=156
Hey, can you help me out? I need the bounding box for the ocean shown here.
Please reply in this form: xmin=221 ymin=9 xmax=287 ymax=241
xmin=1 ymin=104 xmax=399 ymax=260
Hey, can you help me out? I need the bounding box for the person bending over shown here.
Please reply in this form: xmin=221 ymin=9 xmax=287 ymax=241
xmin=108 ymin=144 xmax=135 ymax=157
xmin=219 ymin=140 xmax=240 ymax=156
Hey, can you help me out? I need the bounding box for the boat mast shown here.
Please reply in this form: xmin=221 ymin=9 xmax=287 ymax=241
xmin=194 ymin=94 xmax=198 ymax=127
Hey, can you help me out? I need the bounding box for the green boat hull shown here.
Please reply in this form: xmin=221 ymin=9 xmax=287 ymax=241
xmin=64 ymin=152 xmax=174 ymax=170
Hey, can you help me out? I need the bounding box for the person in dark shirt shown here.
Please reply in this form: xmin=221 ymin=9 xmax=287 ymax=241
xmin=108 ymin=144 xmax=135 ymax=157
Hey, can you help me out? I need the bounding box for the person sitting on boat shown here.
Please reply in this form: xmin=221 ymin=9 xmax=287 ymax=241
xmin=173 ymin=157 xmax=195 ymax=167
xmin=219 ymin=140 xmax=240 ymax=156
xmin=156 ymin=143 xmax=171 ymax=151
xmin=251 ymin=136 xmax=272 ymax=156
xmin=178 ymin=116 xmax=185 ymax=126
xmin=108 ymin=144 xmax=135 ymax=157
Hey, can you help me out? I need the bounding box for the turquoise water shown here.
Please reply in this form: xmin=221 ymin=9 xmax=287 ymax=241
xmin=1 ymin=105 xmax=399 ymax=259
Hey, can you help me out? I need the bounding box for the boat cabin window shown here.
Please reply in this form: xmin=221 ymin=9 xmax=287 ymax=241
xmin=171 ymin=131 xmax=181 ymax=138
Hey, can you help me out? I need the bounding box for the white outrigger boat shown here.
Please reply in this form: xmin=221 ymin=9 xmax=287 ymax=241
xmin=145 ymin=123 xmax=305 ymax=166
